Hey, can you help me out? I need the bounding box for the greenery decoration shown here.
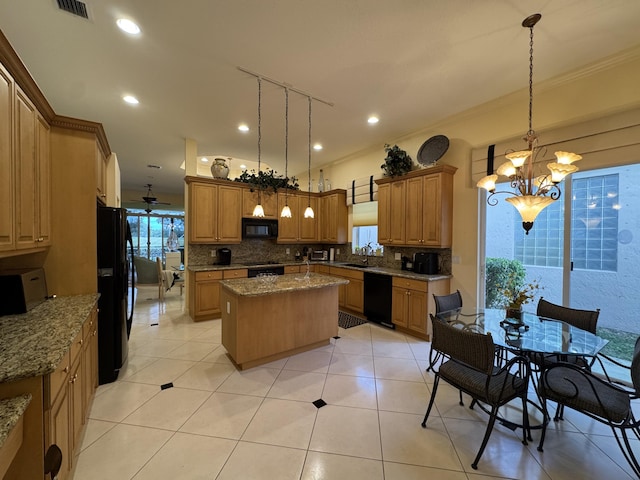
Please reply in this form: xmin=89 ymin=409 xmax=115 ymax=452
xmin=381 ymin=144 xmax=413 ymax=177
xmin=485 ymin=257 xmax=542 ymax=309
xmin=233 ymin=168 xmax=299 ymax=193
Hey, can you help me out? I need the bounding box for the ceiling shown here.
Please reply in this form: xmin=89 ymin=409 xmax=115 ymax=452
xmin=1 ymin=0 xmax=639 ymax=201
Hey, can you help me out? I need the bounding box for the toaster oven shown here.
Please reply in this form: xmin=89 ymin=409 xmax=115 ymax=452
xmin=310 ymin=250 xmax=328 ymax=261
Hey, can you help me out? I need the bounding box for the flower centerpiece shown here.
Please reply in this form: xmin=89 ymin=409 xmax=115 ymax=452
xmin=500 ymin=276 xmax=541 ymax=321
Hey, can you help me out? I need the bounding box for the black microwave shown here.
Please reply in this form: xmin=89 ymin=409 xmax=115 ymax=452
xmin=242 ymin=218 xmax=278 ymax=238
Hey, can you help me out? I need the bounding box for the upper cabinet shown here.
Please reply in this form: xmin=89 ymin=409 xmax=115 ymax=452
xmin=319 ymin=190 xmax=348 ymax=244
xmin=188 ymin=179 xmax=242 ymax=244
xmin=242 ymin=189 xmax=278 ymax=218
xmin=5 ymin=83 xmax=51 ymax=252
xmin=277 ymin=192 xmax=318 ymax=243
xmin=96 ymin=145 xmax=106 ymax=202
xmin=376 ymin=165 xmax=457 ymax=248
xmin=0 ymin=62 xmax=14 ymax=252
xmin=377 ymin=181 xmax=406 ymax=245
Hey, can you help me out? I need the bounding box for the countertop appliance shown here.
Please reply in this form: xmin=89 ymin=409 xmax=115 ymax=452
xmin=413 ymin=252 xmax=439 ymax=275
xmin=247 ymin=264 xmax=285 ymax=277
xmin=97 ymin=206 xmax=134 ymax=385
xmin=310 ymin=250 xmax=328 ymax=261
xmin=216 ymin=248 xmax=231 ymax=265
xmin=242 ymin=217 xmax=278 ymax=239
xmin=364 ymin=272 xmax=394 ymax=329
xmin=0 ymin=267 xmax=48 ymax=316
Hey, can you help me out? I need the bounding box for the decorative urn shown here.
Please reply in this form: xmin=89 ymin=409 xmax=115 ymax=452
xmin=211 ymin=157 xmax=230 ymax=179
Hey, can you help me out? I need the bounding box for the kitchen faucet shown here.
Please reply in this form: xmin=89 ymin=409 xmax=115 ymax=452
xmin=362 ymin=243 xmax=371 ymax=264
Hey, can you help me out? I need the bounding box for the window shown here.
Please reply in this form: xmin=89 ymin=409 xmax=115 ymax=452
xmin=351 ymin=202 xmax=383 ymax=255
xmin=571 ymin=174 xmax=619 ymax=272
xmin=127 ymin=210 xmax=184 ymax=262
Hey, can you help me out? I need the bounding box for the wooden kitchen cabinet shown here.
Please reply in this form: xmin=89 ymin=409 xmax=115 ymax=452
xmin=329 ymin=267 xmax=364 ymax=314
xmin=319 ymin=190 xmax=348 ymax=244
xmin=376 ymin=181 xmax=406 ymax=245
xmin=277 ymin=193 xmax=318 ymax=243
xmin=95 ymin=144 xmax=107 ymax=202
xmin=242 ymin=189 xmax=278 ymax=218
xmin=376 ymin=165 xmax=456 ymax=247
xmin=14 ymin=87 xmax=51 ymax=251
xmin=188 ymin=180 xmax=242 ymax=244
xmin=188 ymin=269 xmax=248 ymax=321
xmin=392 ymin=276 xmax=450 ymax=340
xmin=405 ymin=168 xmax=455 ymax=247
xmin=0 ymin=62 xmax=13 ymax=252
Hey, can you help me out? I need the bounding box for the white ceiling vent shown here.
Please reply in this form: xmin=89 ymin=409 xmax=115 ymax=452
xmin=56 ymin=0 xmax=89 ymax=19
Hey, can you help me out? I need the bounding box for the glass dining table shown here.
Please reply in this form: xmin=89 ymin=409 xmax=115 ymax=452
xmin=433 ymin=308 xmax=609 ymax=431
xmin=435 ymin=308 xmax=608 ymax=359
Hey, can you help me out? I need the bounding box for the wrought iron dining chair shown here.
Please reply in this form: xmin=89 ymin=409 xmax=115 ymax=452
xmin=422 ymin=316 xmax=531 ymax=470
xmin=537 ymin=336 xmax=640 ymax=477
xmin=434 ymin=290 xmax=463 ymax=316
xmin=532 ymin=298 xmax=601 ymax=418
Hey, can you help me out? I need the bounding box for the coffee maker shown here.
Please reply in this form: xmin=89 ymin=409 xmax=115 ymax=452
xmin=217 ymin=248 xmax=231 ymax=265
xmin=413 ymin=252 xmax=439 ymax=274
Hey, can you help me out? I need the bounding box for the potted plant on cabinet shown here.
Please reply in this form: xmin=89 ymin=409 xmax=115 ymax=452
xmin=381 ymin=144 xmax=413 ymax=177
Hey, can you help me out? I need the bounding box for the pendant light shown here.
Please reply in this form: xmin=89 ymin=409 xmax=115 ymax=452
xmin=252 ymin=76 xmax=265 ymax=217
xmin=280 ymin=87 xmax=292 ymax=218
xmin=303 ymin=96 xmax=315 ymax=219
xmin=476 ymin=13 xmax=580 ymax=234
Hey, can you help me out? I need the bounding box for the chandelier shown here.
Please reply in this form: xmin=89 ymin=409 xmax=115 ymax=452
xmin=476 ymin=13 xmax=581 ymax=234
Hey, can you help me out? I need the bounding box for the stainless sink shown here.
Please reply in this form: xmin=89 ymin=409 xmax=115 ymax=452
xmin=343 ymin=263 xmax=370 ymax=268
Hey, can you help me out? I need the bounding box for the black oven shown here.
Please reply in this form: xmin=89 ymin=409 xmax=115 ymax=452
xmin=242 ymin=218 xmax=278 ymax=239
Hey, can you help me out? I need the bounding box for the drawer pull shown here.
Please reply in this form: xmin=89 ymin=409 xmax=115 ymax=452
xmin=70 ymin=374 xmax=78 ymax=384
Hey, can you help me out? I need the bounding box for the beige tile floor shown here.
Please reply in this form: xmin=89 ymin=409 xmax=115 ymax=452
xmin=73 ymin=286 xmax=638 ymax=479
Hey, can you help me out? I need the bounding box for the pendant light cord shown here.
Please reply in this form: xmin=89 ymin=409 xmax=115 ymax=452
xmin=284 ymin=88 xmax=289 ymax=204
xmin=257 ymin=77 xmax=262 ymax=203
xmin=308 ymin=96 xmax=312 ymax=205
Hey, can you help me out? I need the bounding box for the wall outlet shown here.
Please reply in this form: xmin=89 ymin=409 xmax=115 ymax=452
xmin=210 ymin=250 xmax=216 ymax=257
xmin=452 ymin=255 xmax=461 ymax=264
xmin=227 ymin=302 xmax=230 ymax=314
xmin=336 ymin=249 xmax=340 ymax=255
xmin=394 ymin=253 xmax=401 ymax=260
xmin=286 ymin=248 xmax=290 ymax=255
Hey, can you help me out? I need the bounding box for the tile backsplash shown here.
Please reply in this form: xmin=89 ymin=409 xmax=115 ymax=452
xmin=189 ymin=241 xmax=451 ymax=274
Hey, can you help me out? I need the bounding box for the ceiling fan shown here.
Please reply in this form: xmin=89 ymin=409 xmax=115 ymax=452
xmin=131 ymin=184 xmax=170 ymax=213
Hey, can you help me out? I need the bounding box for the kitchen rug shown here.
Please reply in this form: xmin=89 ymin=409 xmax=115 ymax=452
xmin=338 ymin=311 xmax=368 ymax=329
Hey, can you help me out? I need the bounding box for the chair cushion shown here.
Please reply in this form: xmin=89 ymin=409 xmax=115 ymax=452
xmin=541 ymin=367 xmax=631 ymax=423
xmin=440 ymin=360 xmax=527 ymax=404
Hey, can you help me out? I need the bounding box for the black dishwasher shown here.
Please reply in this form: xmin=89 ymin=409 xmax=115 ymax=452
xmin=363 ymin=272 xmax=394 ymax=329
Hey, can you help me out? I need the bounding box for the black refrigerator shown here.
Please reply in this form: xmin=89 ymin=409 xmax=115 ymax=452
xmin=97 ymin=206 xmax=135 ymax=385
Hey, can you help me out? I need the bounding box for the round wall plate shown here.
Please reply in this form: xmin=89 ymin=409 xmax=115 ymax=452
xmin=417 ymin=135 xmax=449 ymax=166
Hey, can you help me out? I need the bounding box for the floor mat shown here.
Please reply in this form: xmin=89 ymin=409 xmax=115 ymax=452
xmin=338 ymin=311 xmax=368 ymax=329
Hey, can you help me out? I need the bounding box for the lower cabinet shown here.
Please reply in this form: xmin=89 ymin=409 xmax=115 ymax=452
xmin=392 ymin=277 xmax=450 ymax=340
xmin=329 ymin=267 xmax=364 ymax=314
xmin=45 ymin=306 xmax=98 ymax=480
xmin=189 ymin=269 xmax=247 ymax=321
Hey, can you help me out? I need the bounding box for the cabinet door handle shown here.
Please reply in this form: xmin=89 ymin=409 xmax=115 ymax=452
xmin=70 ymin=374 xmax=78 ymax=384
xmin=63 ymin=366 xmax=69 ymax=373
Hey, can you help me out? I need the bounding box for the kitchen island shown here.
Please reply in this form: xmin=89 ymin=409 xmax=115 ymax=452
xmin=220 ymin=273 xmax=348 ymax=369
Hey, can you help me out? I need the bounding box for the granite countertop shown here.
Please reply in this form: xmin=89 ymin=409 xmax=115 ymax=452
xmin=0 ymin=394 xmax=31 ymax=448
xmin=0 ymin=294 xmax=99 ymax=383
xmin=220 ymin=273 xmax=348 ymax=297
xmin=188 ymin=261 xmax=451 ymax=282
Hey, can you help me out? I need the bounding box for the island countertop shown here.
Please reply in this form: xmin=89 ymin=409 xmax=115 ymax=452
xmin=0 ymin=294 xmax=99 ymax=383
xmin=220 ymin=273 xmax=348 ymax=297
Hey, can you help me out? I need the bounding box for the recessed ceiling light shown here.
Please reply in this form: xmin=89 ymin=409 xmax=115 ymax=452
xmin=313 ymin=143 xmax=323 ymax=151
xmin=238 ymin=124 xmax=249 ymax=132
xmin=116 ymin=18 xmax=141 ymax=35
xmin=240 ymin=164 xmax=247 ymax=169
xmin=200 ymin=157 xmax=209 ymax=163
xmin=123 ymin=95 xmax=139 ymax=105
xmin=368 ymin=115 xmax=379 ymax=124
